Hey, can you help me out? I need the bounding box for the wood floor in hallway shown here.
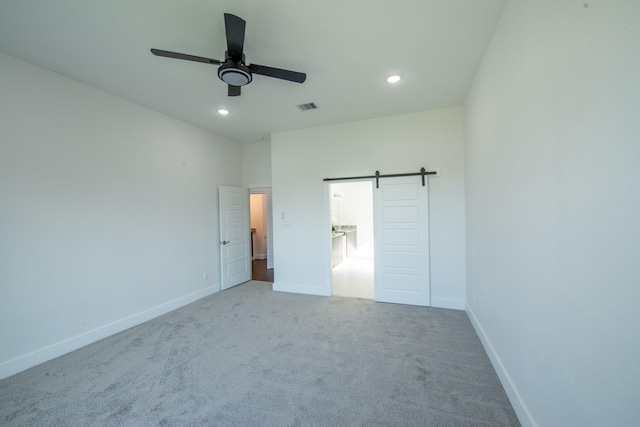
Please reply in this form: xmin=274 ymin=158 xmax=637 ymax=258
xmin=252 ymin=259 xmax=273 ymax=282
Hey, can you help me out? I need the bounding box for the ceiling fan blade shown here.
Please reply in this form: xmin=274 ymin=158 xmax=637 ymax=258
xmin=228 ymin=85 xmax=241 ymax=97
xmin=151 ymin=49 xmax=221 ymax=65
xmin=248 ymin=63 xmax=306 ymax=84
xmin=224 ymin=13 xmax=246 ymax=58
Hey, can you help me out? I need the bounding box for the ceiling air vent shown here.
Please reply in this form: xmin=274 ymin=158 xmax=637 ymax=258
xmin=297 ymin=102 xmax=318 ymax=111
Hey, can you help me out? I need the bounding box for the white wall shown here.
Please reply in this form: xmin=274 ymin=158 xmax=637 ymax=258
xmin=271 ymin=107 xmax=466 ymax=309
xmin=243 ymin=142 xmax=273 ymax=268
xmin=464 ymin=1 xmax=640 ymax=426
xmin=242 ymin=141 xmax=272 ymax=187
xmin=0 ymin=53 xmax=242 ymax=379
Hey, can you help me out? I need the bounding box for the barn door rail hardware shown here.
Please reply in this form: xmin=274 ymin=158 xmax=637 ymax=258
xmin=323 ymin=167 xmax=437 ymax=188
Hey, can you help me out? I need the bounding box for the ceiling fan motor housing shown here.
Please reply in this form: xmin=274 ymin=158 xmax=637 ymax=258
xmin=218 ymin=51 xmax=252 ymax=86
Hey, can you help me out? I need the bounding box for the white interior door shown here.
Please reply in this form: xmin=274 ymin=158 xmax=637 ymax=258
xmin=373 ymin=176 xmax=430 ymax=306
xmin=219 ymin=186 xmax=251 ymax=290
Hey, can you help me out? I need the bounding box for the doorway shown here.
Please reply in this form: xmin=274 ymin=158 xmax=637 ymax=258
xmin=326 ymin=176 xmax=431 ymax=306
xmin=330 ymin=181 xmax=374 ymax=299
xmin=249 ymin=188 xmax=274 ymax=282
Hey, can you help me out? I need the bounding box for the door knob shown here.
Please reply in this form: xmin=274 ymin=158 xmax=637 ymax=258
xmin=221 ymin=240 xmax=230 ymax=245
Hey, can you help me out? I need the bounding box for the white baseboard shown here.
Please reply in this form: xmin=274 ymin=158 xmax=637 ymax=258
xmin=0 ymin=284 xmax=220 ymax=381
xmin=273 ymin=282 xmax=331 ymax=297
xmin=253 ymin=253 xmax=267 ymax=260
xmin=272 ymin=285 xmax=465 ymax=309
xmin=431 ymin=297 xmax=465 ymax=310
xmin=466 ymin=305 xmax=536 ymax=427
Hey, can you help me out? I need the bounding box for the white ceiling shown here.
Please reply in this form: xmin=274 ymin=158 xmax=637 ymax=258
xmin=0 ymin=0 xmax=507 ymax=144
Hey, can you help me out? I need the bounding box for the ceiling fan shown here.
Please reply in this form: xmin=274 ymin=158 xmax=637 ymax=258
xmin=151 ymin=13 xmax=306 ymax=97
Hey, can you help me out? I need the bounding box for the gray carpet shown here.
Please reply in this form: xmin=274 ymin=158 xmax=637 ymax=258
xmin=0 ymin=282 xmax=520 ymax=426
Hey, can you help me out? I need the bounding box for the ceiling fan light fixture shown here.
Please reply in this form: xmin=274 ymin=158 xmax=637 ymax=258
xmin=218 ymin=61 xmax=252 ymax=86
xmin=387 ymin=75 xmax=402 ymax=83
xmin=151 ymin=13 xmax=306 ymax=97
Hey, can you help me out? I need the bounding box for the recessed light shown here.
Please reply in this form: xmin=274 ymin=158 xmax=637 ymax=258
xmin=217 ymin=109 xmax=229 ymax=116
xmin=387 ymin=75 xmax=401 ymax=83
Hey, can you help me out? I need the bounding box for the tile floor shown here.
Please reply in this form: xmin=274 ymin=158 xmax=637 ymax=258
xmin=332 ymin=249 xmax=374 ymax=300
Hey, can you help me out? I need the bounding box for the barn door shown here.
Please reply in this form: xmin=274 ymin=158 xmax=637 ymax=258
xmin=373 ymin=177 xmax=430 ymax=306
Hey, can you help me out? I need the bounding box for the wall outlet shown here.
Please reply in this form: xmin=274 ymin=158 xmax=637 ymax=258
xmin=203 ymin=272 xmax=208 ymax=281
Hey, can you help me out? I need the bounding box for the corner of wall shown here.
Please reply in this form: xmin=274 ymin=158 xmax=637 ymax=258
xmin=272 ymin=282 xmax=331 ymax=297
xmin=465 ymin=305 xmax=536 ymax=427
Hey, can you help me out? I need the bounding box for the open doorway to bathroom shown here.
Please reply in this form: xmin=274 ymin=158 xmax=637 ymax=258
xmin=330 ymin=181 xmax=374 ymax=299
xmin=249 ymin=188 xmax=274 ymax=282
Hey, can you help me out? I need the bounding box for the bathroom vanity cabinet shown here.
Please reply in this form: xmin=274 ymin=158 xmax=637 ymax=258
xmin=331 ymin=232 xmax=345 ymax=268
xmin=331 ymin=226 xmax=357 ymax=268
